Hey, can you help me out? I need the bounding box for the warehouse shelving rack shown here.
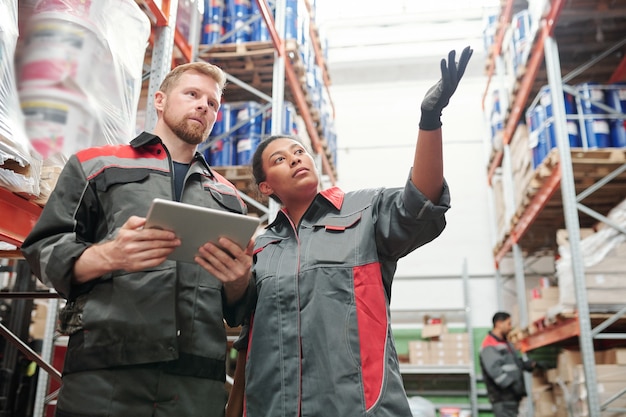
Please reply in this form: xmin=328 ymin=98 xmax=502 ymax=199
xmin=395 ymin=261 xmax=480 ymax=417
xmin=194 ymin=0 xmax=338 ymax=186
xmin=484 ymin=1 xmax=626 ymax=416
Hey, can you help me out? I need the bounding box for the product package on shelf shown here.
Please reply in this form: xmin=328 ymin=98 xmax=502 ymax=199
xmin=17 ymin=0 xmax=150 ymax=168
xmin=553 ymin=348 xmax=626 ymax=417
xmin=555 ymin=198 xmax=626 ymax=309
xmin=0 ymin=0 xmax=41 ymax=196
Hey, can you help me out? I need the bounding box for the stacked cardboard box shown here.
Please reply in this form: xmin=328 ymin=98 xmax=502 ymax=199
xmin=408 ymin=340 xmax=430 ymax=366
xmin=573 ymin=364 xmax=626 ymax=416
xmin=535 ymin=348 xmax=626 ymax=417
xmin=509 ymin=124 xmax=534 ymax=212
xmin=421 ymin=315 xmax=447 ymax=339
xmin=430 ymin=333 xmax=472 ymax=366
xmin=491 ymin=170 xmax=508 ymax=244
xmin=490 ymin=124 xmax=535 ymax=250
xmin=532 ymin=371 xmax=561 ymax=417
xmin=408 ymin=333 xmax=472 ymax=366
xmin=527 ymin=286 xmax=560 ymax=324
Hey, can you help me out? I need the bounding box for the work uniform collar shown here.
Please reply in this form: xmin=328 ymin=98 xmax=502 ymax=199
xmin=489 ymin=331 xmax=507 ymax=343
xmin=268 ymin=186 xmax=346 ymax=229
xmin=130 ymin=131 xmax=215 ymax=177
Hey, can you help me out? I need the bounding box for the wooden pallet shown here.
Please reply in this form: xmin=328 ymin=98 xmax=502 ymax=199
xmin=200 ymin=41 xmax=304 ymax=95
xmin=495 ymin=147 xmax=626 ymax=256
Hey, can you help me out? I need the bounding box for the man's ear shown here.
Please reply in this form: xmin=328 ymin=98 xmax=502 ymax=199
xmin=258 ymin=181 xmax=273 ymax=197
xmin=154 ymin=91 xmax=165 ymax=112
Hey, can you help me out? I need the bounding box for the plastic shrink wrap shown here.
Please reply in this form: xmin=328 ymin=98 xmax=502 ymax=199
xmin=15 ymin=0 xmax=150 ymax=202
xmin=0 ymin=0 xmax=41 ymax=196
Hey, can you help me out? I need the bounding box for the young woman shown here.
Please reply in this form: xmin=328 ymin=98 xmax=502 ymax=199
xmin=229 ymin=47 xmax=472 ymax=417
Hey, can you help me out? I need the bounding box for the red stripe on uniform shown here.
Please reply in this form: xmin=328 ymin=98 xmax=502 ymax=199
xmin=353 ymin=262 xmax=387 ymax=410
xmin=76 ymin=144 xmax=167 ymax=163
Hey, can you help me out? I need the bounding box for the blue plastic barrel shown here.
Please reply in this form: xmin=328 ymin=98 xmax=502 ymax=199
xmin=249 ymin=0 xmax=270 ymax=41
xmin=605 ymin=82 xmax=626 ymax=147
xmin=490 ymin=91 xmax=503 ymax=143
xmin=202 ymin=0 xmax=224 ymax=45
xmin=209 ymin=103 xmax=231 ymax=137
xmin=224 ymin=0 xmax=251 ymax=43
xmin=209 ymin=136 xmax=236 ymax=166
xmin=512 ymin=10 xmax=531 ymax=69
xmin=208 ymin=103 xmax=236 ymax=166
xmin=236 ymin=133 xmax=262 ymax=165
xmin=232 ymin=101 xmax=263 ymax=136
xmin=527 ymin=104 xmax=549 ymax=168
xmin=540 ymin=86 xmax=581 ymax=148
xmin=576 ymin=83 xmax=611 ymax=148
xmin=284 ymin=0 xmax=298 ymax=40
xmin=263 ymin=102 xmax=297 ymax=135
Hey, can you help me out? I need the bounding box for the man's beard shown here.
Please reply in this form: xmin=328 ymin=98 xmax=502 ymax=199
xmin=164 ymin=111 xmax=210 ymax=145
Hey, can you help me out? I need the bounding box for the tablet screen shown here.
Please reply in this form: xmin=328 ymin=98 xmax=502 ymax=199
xmin=145 ymin=198 xmax=260 ymax=263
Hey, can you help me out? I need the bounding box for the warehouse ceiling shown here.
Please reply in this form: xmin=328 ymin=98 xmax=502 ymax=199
xmin=314 ymin=0 xmax=498 ymax=84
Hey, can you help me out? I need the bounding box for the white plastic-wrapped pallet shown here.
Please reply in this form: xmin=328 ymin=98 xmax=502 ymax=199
xmin=556 ymin=198 xmax=626 ymax=308
xmin=0 ymin=0 xmax=41 ymax=196
xmin=18 ymin=0 xmax=150 ymax=161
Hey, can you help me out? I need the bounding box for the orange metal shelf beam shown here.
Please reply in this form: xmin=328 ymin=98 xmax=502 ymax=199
xmin=174 ymin=27 xmax=193 ymax=63
xmin=0 ymin=187 xmax=42 ymax=248
xmin=494 ymin=162 xmax=561 ymax=266
xmin=608 ymin=55 xmax=626 ymax=83
xmin=143 ymin=0 xmax=192 ymax=63
xmin=256 ymin=0 xmax=336 ymax=185
xmin=519 ymin=316 xmax=579 ymax=352
xmin=143 ymin=0 xmax=169 ymax=26
xmin=486 ymin=0 xmax=566 ymax=185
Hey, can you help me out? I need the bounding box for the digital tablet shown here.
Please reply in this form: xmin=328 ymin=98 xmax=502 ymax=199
xmin=145 ymin=198 xmax=261 ymax=263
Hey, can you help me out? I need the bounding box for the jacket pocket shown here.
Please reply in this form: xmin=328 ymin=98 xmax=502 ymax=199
xmin=81 ymin=267 xmax=177 ymax=349
xmin=204 ymin=184 xmax=246 ymax=214
xmin=307 ymin=211 xmax=363 ymax=264
xmin=252 ymin=237 xmax=286 ymax=286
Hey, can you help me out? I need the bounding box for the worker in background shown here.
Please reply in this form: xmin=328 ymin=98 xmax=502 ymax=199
xmin=224 ymin=46 xmax=473 ymax=417
xmin=21 ymin=62 xmax=254 ymax=417
xmin=480 ymin=311 xmax=537 ymax=417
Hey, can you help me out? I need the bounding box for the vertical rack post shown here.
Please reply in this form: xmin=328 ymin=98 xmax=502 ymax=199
xmin=145 ymin=0 xmax=180 ymax=132
xmin=462 ymin=260 xmax=478 ymax=417
xmin=512 ymin=244 xmax=533 ymax=417
xmin=543 ymin=35 xmax=600 ymax=417
xmin=32 ymin=296 xmax=59 ymax=417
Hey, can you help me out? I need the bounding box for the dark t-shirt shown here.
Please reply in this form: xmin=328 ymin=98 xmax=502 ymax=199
xmin=173 ymin=161 xmax=190 ymax=201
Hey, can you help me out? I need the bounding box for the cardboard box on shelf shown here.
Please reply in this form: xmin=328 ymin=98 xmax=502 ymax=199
xmin=431 ymin=339 xmax=471 ymax=351
xmin=429 ymin=349 xmax=471 ymax=365
xmin=603 ymin=348 xmax=626 ymax=365
xmin=427 ymin=357 xmax=468 ymax=366
xmin=545 ymin=368 xmax=559 ymax=384
xmin=408 ymin=341 xmax=431 ymax=365
xmin=533 ymin=386 xmax=558 ymax=417
xmin=556 ymin=349 xmax=604 ymax=382
xmin=408 ymin=340 xmax=429 ymax=351
xmin=525 ymin=285 xmax=561 ymax=324
xmin=439 ymin=332 xmax=470 ymax=343
xmin=421 ymin=315 xmax=447 ymax=339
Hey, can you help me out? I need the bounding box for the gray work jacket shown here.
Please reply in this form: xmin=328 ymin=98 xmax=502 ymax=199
xmin=22 ymin=132 xmax=249 ymax=380
xmin=246 ymin=177 xmax=450 ymax=416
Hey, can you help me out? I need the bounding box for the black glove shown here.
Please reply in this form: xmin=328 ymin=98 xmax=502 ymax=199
xmin=419 ymin=46 xmax=473 ymax=130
